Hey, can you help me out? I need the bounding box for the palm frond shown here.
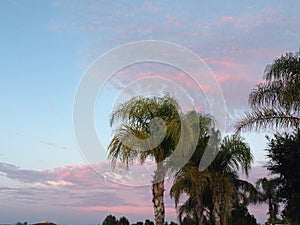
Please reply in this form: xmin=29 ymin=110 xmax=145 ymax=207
xmin=264 ymin=50 xmax=300 ymax=81
xmin=219 ymin=135 xmax=253 ymax=176
xmin=178 ymin=197 xmax=198 ymax=224
xmin=170 ymin=166 xmax=210 ymax=207
xmin=237 ymin=49 xmax=300 ymax=132
xmin=236 ymin=107 xmax=300 ymax=132
xmin=249 ymin=78 xmax=300 ymax=112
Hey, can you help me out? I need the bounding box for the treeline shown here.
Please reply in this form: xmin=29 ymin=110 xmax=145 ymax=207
xmin=101 ymin=213 xmax=259 ymax=225
xmin=102 ymin=215 xmax=177 ymax=225
xmin=15 ymin=222 xmax=56 ymax=225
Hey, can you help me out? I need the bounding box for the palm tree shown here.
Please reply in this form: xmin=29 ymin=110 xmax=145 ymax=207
xmin=209 ymin=135 xmax=253 ymax=225
xmin=255 ymin=177 xmax=280 ymax=225
xmin=236 ymin=49 xmax=300 ymax=132
xmin=108 ymin=95 xmax=194 ymax=225
xmin=170 ymin=114 xmax=214 ymax=225
xmin=171 ymin=164 xmax=212 ymax=225
xmin=171 ymin=127 xmax=255 ymax=225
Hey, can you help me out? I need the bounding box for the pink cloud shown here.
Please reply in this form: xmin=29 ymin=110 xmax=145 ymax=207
xmin=214 ymin=71 xmax=261 ymax=84
xmin=221 ymin=16 xmax=234 ymax=22
xmin=215 ymin=73 xmax=238 ymax=84
xmin=166 ymin=17 xmax=186 ymax=28
xmin=100 ymin=59 xmax=264 ymax=129
xmin=74 ymin=205 xmax=176 ymax=216
xmin=204 ymin=58 xmax=244 ymax=69
xmin=246 ymin=48 xmax=286 ymax=59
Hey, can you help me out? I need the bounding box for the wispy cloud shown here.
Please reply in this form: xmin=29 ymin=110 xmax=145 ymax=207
xmin=14 ymin=132 xmax=72 ymax=152
xmin=39 ymin=139 xmax=72 ymax=151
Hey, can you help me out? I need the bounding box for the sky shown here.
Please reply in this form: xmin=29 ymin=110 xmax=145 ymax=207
xmin=1 ymin=1 xmax=300 ymax=224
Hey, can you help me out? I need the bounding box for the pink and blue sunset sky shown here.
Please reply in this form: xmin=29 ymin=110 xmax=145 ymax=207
xmin=1 ymin=1 xmax=300 ymax=224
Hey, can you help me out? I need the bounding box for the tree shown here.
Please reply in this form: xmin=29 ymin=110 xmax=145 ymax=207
xmin=144 ymin=219 xmax=155 ymax=225
xmin=170 ymin=114 xmax=214 ymax=225
xmin=171 ymin=127 xmax=256 ymax=225
xmin=181 ymin=216 xmax=197 ymax=225
xmin=131 ymin=222 xmax=143 ymax=225
xmin=208 ymin=135 xmax=254 ymax=225
xmin=236 ymin=49 xmax=300 ymax=132
xmin=108 ymin=95 xmax=194 ymax=225
xmin=265 ymin=130 xmax=300 ymax=224
xmin=103 ymin=215 xmax=119 ymax=225
xmin=119 ymin=217 xmax=130 ymax=225
xmin=255 ymin=177 xmax=280 ymax=225
xmin=170 ymin=222 xmax=178 ymax=225
xmin=32 ymin=223 xmax=56 ymax=225
xmin=227 ymin=202 xmax=259 ymax=225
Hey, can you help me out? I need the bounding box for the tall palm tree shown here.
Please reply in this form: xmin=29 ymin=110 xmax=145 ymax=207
xmin=108 ymin=95 xmax=194 ymax=225
xmin=236 ymin=49 xmax=300 ymax=132
xmin=170 ymin=114 xmax=214 ymax=225
xmin=256 ymin=177 xmax=280 ymax=225
xmin=209 ymin=135 xmax=253 ymax=225
xmin=171 ymin=128 xmax=255 ymax=225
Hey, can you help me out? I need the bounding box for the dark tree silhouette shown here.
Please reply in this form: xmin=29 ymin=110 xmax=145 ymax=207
xmin=144 ymin=219 xmax=155 ymax=225
xmin=227 ymin=202 xmax=258 ymax=225
xmin=256 ymin=177 xmax=280 ymax=225
xmin=119 ymin=216 xmax=130 ymax=225
xmin=103 ymin=215 xmax=119 ymax=225
xmin=266 ymin=130 xmax=300 ymax=224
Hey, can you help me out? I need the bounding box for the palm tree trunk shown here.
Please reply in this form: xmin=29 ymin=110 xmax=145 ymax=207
xmin=208 ymin=204 xmax=214 ymax=225
xmin=213 ymin=188 xmax=221 ymax=225
xmin=152 ymin=164 xmax=165 ymax=225
xmin=195 ymin=197 xmax=205 ymax=225
xmin=269 ymin=200 xmax=275 ymax=225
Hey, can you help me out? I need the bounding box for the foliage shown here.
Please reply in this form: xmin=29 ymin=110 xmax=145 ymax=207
xmin=227 ymin=202 xmax=259 ymax=225
xmin=170 ymin=114 xmax=214 ymax=225
xmin=255 ymin=177 xmax=280 ymax=225
xmin=102 ymin=215 xmax=119 ymax=225
xmin=236 ymin=49 xmax=300 ymax=131
xmin=108 ymin=95 xmax=188 ymax=225
xmin=181 ymin=216 xmax=197 ymax=225
xmin=144 ymin=219 xmax=155 ymax=225
xmin=170 ymin=117 xmax=256 ymax=225
xmin=208 ymin=135 xmax=255 ymax=225
xmin=108 ymin=95 xmax=183 ymax=167
xmin=32 ymin=223 xmax=55 ymax=225
xmin=131 ymin=220 xmax=157 ymax=225
xmin=266 ymin=129 xmax=300 ymax=224
xmin=119 ymin=216 xmax=130 ymax=225
xmin=134 ymin=222 xmax=143 ymax=225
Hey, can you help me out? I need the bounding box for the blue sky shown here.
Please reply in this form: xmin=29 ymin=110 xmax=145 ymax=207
xmin=1 ymin=1 xmax=300 ymax=224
